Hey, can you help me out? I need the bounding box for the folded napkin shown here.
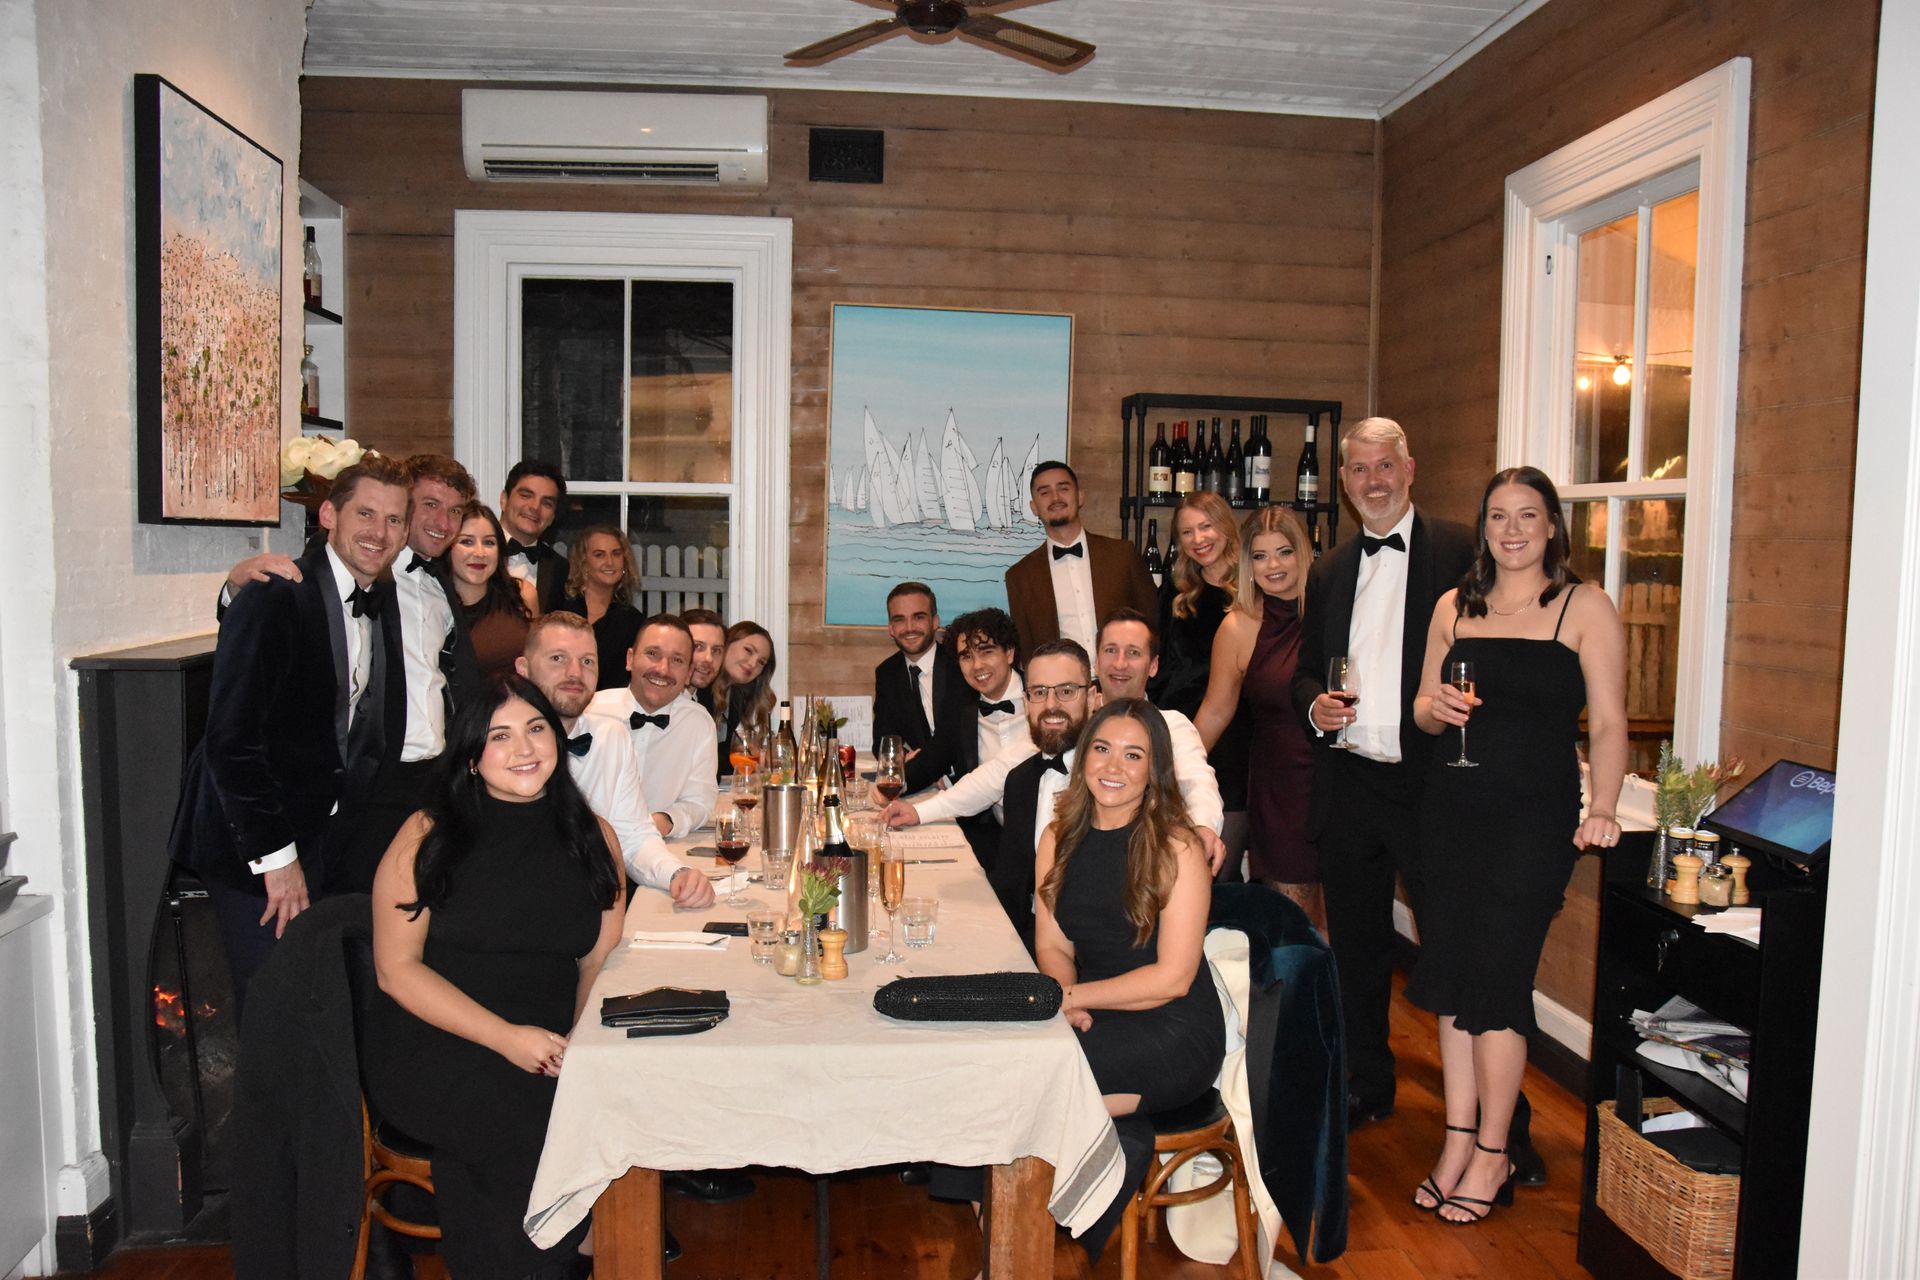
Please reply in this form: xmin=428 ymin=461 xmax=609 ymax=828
xmin=629 ymin=930 xmax=730 ymax=950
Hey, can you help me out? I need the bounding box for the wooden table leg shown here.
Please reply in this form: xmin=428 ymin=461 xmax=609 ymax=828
xmin=984 ymin=1155 xmax=1054 ymax=1279
xmin=592 ymin=1166 xmax=662 ymax=1280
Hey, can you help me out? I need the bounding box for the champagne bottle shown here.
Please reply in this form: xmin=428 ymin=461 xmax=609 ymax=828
xmin=1246 ymin=414 xmax=1273 ymax=505
xmin=1172 ymin=421 xmax=1198 ymax=495
xmin=770 ymin=701 xmax=798 ymax=783
xmin=1224 ymin=419 xmax=1245 ymax=507
xmin=1147 ymin=421 xmax=1172 ymax=501
xmin=1144 ymin=518 xmax=1164 ymax=587
xmin=1296 ymin=416 xmax=1320 ymax=507
xmin=302 ymin=226 xmax=323 ymax=308
xmin=818 ymin=735 xmax=851 ymax=856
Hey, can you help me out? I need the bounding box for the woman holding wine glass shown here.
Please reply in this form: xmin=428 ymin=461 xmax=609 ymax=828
xmin=447 ymin=503 xmax=540 ymax=680
xmin=1405 ymin=466 xmax=1626 ymax=1225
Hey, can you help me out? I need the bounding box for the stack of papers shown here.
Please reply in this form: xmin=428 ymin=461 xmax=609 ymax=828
xmin=1630 ymin=996 xmax=1751 ymax=1101
xmin=1693 ymin=906 xmax=1762 ymax=945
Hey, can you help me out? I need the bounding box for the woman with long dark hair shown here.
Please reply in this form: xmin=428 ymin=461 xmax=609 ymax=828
xmin=1405 ymin=466 xmax=1626 ymax=1226
xmin=448 ymin=502 xmax=540 ymax=680
xmin=366 ymin=674 xmax=625 ymax=1278
xmin=559 ymin=525 xmax=643 ymax=690
xmin=710 ymin=620 xmax=776 ymax=776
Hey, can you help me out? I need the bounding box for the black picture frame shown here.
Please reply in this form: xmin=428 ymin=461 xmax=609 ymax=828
xmin=134 ymin=73 xmax=284 ymax=526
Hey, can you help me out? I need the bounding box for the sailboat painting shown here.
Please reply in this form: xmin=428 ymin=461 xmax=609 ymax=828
xmin=824 ymin=304 xmax=1073 ymax=627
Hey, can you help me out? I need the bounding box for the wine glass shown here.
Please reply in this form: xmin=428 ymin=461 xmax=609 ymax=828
xmin=876 ymin=829 xmax=907 ymax=964
xmin=1446 ymin=659 xmax=1479 ymax=769
xmin=1326 ymin=656 xmax=1358 ymax=750
xmin=713 ymin=809 xmax=751 ymax=905
xmin=874 ymin=735 xmax=907 ymax=805
xmin=732 ymin=769 xmax=763 ymax=879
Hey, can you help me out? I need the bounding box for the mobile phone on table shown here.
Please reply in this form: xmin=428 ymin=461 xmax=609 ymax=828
xmin=701 ymin=921 xmax=749 ymax=937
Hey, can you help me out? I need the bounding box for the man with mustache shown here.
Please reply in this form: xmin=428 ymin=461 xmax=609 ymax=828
xmin=587 ymin=614 xmax=718 ymax=838
xmin=1003 ymin=461 xmax=1158 ymax=658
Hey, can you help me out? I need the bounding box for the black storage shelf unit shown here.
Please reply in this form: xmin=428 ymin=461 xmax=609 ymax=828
xmin=1117 ymin=393 xmax=1343 ymax=554
xmin=1579 ymin=835 xmax=1827 ymax=1279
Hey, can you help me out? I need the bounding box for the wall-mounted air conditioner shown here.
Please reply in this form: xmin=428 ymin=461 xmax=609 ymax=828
xmin=461 ymin=89 xmax=768 ymax=185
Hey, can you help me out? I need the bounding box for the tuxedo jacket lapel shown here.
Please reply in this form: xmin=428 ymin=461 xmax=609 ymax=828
xmin=1401 ymin=512 xmax=1437 ymax=712
xmin=311 ymin=565 xmax=351 ymax=759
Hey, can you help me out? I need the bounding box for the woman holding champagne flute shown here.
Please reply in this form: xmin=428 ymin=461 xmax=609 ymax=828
xmin=1405 ymin=466 xmax=1626 ymax=1225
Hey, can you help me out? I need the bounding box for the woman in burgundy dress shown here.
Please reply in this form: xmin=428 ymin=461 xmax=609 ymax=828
xmin=1193 ymin=505 xmax=1322 ymax=928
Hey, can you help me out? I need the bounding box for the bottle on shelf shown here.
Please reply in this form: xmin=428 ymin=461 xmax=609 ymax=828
xmin=302 ymin=226 xmax=323 ymax=308
xmin=769 ymin=701 xmax=798 ymax=783
xmin=1143 ymin=518 xmax=1164 ymax=587
xmin=1223 ymin=418 xmax=1245 ymax=507
xmin=1296 ymin=414 xmax=1321 ymax=508
xmin=1147 ymin=422 xmax=1173 ymax=502
xmin=1172 ymin=421 xmax=1198 ymax=496
xmin=300 ymin=343 xmax=320 ymax=418
xmin=1309 ymin=512 xmax=1324 ymax=558
xmin=1201 ymin=418 xmax=1226 ymax=494
xmin=1246 ymin=414 xmax=1273 ymax=505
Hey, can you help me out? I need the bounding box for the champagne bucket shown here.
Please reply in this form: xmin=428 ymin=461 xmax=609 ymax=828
xmin=829 ymin=849 xmax=868 ymax=954
xmin=763 ymin=783 xmax=807 ymax=855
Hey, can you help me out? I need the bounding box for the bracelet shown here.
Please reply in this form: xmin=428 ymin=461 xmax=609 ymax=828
xmin=1588 ymin=812 xmax=1618 ymax=822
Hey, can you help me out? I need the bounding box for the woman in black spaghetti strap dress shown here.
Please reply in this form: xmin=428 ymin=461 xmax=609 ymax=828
xmin=1404 ymin=468 xmax=1627 ymax=1227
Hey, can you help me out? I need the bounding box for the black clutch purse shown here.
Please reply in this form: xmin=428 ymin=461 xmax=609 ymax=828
xmin=873 ymin=972 xmax=1063 ymax=1022
xmin=600 ymin=986 xmax=730 ymax=1038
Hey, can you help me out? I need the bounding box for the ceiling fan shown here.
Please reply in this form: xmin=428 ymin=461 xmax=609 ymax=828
xmin=785 ymin=0 xmax=1095 ymax=73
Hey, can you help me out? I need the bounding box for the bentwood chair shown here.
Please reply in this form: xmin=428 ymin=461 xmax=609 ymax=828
xmin=1117 ymin=1087 xmax=1262 ymax=1280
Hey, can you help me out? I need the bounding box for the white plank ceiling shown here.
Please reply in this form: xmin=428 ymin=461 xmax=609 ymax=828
xmin=302 ymin=0 xmax=1548 ymax=119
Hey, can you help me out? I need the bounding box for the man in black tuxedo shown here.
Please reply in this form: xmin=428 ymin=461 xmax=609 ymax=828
xmin=500 ymin=458 xmax=569 ymax=613
xmin=169 ymin=458 xmax=411 ymax=1011
xmin=1290 ymin=417 xmax=1542 ymax=1179
xmin=871 ymin=582 xmax=975 ymax=795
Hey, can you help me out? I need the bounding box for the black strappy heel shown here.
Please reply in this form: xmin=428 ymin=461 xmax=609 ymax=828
xmin=1440 ymin=1140 xmax=1517 ymax=1225
xmin=1413 ymin=1124 xmax=1478 ymax=1212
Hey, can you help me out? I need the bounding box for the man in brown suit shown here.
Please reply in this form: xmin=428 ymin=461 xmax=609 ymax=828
xmin=1002 ymin=460 xmax=1157 ymax=657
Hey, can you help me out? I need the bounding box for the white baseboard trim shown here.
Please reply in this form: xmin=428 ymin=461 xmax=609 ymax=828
xmin=55 ymin=1152 xmax=108 ymax=1216
xmin=1392 ymin=900 xmax=1593 ymax=1059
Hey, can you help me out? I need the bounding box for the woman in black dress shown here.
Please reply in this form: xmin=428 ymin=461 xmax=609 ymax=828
xmin=1406 ymin=467 xmax=1626 ymax=1225
xmin=710 ymin=620 xmax=776 ymax=776
xmin=1035 ymin=698 xmax=1224 ymax=1257
xmin=366 ymin=674 xmax=626 ymax=1278
xmin=558 ymin=525 xmax=643 ymax=690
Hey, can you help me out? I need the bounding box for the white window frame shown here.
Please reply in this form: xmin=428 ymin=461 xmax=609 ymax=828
xmin=453 ymin=211 xmax=792 ymax=684
xmin=1498 ymin=59 xmax=1750 ymax=759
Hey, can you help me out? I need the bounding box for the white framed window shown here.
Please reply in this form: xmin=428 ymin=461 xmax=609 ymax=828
xmin=1498 ymin=59 xmax=1750 ymax=759
xmin=452 ymin=211 xmax=792 ymax=676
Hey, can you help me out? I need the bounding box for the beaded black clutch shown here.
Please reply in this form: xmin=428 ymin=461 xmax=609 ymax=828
xmin=872 ymin=972 xmax=1063 ymax=1022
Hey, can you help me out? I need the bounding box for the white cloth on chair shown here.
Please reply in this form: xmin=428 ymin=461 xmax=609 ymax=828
xmin=1162 ymin=928 xmax=1301 ymax=1278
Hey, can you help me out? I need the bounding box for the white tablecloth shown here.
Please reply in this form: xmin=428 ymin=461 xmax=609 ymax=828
xmin=524 ymin=824 xmax=1124 ymax=1247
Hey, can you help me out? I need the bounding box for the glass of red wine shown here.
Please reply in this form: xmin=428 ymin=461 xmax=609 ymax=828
xmin=714 ymin=809 xmax=751 ymax=905
xmin=1326 ymin=656 xmax=1358 ymax=750
xmin=873 ymin=735 xmax=907 ymax=805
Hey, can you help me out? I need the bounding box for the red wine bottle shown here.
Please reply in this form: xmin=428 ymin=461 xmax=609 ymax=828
xmin=1147 ymin=422 xmax=1172 ymax=502
xmin=1246 ymin=415 xmax=1272 ymax=505
xmin=1172 ymin=421 xmax=1198 ymax=496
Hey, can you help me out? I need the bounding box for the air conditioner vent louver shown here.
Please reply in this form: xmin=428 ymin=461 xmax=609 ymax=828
xmin=481 ymin=159 xmax=724 ymax=184
xmin=462 ymin=90 xmax=767 ymax=187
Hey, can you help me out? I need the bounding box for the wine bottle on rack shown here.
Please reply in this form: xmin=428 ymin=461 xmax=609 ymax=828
xmin=1246 ymin=414 xmax=1273 ymax=505
xmin=1296 ymin=415 xmax=1320 ymax=507
xmin=1223 ymin=419 xmax=1245 ymax=507
xmin=1172 ymin=421 xmax=1198 ymax=496
xmin=1147 ymin=422 xmax=1172 ymax=502
xmin=303 ymin=227 xmax=323 ymax=308
xmin=1202 ymin=418 xmax=1226 ymax=494
xmin=1143 ymin=518 xmax=1164 ymax=587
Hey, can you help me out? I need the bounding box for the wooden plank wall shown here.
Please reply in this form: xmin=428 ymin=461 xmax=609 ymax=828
xmin=298 ymin=80 xmax=1376 ymax=689
xmin=1376 ymin=0 xmax=1876 ymax=1022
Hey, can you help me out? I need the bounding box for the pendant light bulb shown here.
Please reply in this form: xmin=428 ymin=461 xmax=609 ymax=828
xmin=1612 ymin=357 xmax=1632 ymax=387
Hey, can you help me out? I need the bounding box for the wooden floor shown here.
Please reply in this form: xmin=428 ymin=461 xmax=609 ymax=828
xmin=63 ymin=974 xmax=1589 ymax=1279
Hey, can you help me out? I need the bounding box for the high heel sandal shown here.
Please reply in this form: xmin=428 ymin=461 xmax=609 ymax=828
xmin=1439 ymin=1141 xmax=1516 ymax=1225
xmin=1413 ymin=1124 xmax=1478 ymax=1213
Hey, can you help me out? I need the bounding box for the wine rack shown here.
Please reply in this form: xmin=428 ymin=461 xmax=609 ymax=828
xmin=1117 ymin=393 xmax=1343 ymax=559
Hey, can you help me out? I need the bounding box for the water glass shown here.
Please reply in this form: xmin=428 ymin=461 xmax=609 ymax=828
xmin=746 ymin=910 xmax=780 ymax=965
xmin=902 ymin=896 xmax=939 ymax=948
xmin=761 ymin=847 xmax=794 ymax=903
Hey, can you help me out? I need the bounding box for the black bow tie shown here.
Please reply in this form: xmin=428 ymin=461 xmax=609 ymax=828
xmin=1051 ymin=543 xmax=1084 ymax=561
xmin=346 ymin=585 xmax=383 ymax=620
xmin=507 ymin=539 xmax=547 ymax=564
xmin=978 ymin=699 xmax=1016 ymax=717
xmin=565 ymin=732 xmax=592 ymax=758
xmin=404 ymin=552 xmax=430 ymax=573
xmin=630 ymin=711 xmax=671 ymax=731
xmin=1361 ymin=532 xmax=1406 ymax=557
xmin=1040 ymin=754 xmax=1068 ymax=775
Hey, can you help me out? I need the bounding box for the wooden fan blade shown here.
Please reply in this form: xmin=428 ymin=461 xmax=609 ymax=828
xmin=786 ymin=17 xmax=908 ymax=65
xmin=957 ymin=13 xmax=1094 ymax=70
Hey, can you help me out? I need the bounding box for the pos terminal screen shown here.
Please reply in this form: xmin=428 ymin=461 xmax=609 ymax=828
xmin=1702 ymin=759 xmax=1835 ymax=867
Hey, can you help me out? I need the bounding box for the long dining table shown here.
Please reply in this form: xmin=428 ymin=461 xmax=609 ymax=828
xmin=523 ymin=820 xmax=1123 ymax=1278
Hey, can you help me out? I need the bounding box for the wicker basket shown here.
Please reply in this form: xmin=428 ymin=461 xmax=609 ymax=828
xmin=1594 ymin=1096 xmax=1740 ymax=1280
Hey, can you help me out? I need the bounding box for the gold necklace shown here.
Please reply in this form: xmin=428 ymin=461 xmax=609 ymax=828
xmin=1489 ymin=595 xmax=1536 ymax=617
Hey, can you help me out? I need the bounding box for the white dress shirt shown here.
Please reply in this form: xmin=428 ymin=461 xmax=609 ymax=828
xmin=1045 ymin=534 xmax=1099 ymax=654
xmin=566 ymin=710 xmax=685 ymax=892
xmin=250 ymin=545 xmax=368 ymax=876
xmin=973 ymin=671 xmax=1026 ymax=824
xmin=1346 ymin=507 xmax=1415 ymax=764
xmin=586 ymin=686 xmax=719 ymax=837
xmin=393 ymin=550 xmax=454 ymax=762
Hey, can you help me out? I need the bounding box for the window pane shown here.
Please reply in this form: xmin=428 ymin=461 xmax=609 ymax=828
xmin=630 ymin=281 xmax=734 ymax=484
xmin=1566 ymin=498 xmax=1607 ymax=587
xmin=628 ymin=495 xmax=731 ymax=618
xmin=548 ymin=494 xmax=623 ymax=594
xmin=1643 ymin=191 xmax=1697 ymax=480
xmin=1572 ymin=212 xmax=1637 ymax=484
xmin=522 ymin=279 xmax=625 ymax=481
xmin=1621 ymin=498 xmax=1684 ymax=726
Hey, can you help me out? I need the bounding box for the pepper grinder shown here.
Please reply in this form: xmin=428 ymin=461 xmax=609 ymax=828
xmin=1669 ymin=852 xmax=1704 ymax=905
xmin=1724 ymin=849 xmax=1752 ymax=905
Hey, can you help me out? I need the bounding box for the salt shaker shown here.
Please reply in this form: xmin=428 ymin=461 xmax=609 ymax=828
xmin=1698 ymin=862 xmax=1733 ymax=908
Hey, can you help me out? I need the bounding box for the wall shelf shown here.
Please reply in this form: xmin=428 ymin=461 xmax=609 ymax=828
xmin=298 ymin=180 xmax=346 ymax=437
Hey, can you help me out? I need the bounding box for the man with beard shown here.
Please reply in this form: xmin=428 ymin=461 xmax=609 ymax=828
xmin=1003 ymin=462 xmax=1157 ymax=657
xmin=871 ymin=582 xmax=975 ymax=794
xmin=680 ymin=606 xmax=728 ymax=711
xmin=516 ymin=614 xmax=714 ymax=909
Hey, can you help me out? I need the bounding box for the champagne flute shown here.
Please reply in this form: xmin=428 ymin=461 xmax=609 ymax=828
xmin=1326 ymin=657 xmax=1358 ymax=750
xmin=714 ymin=809 xmax=751 ymax=905
xmin=877 ymin=829 xmax=907 ymax=964
xmin=1446 ymin=659 xmax=1479 ymax=769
